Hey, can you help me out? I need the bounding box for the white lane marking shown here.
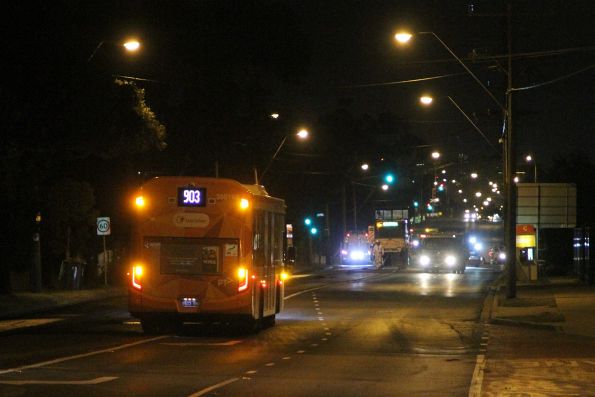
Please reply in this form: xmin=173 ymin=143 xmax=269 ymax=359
xmin=0 ymin=335 xmax=168 ymax=375
xmin=188 ymin=377 xmax=239 ymax=397
xmin=161 ymin=340 xmax=243 ymax=347
xmin=282 ymin=356 xmax=291 ymax=360
xmin=245 ymin=370 xmax=257 ymax=375
xmin=0 ymin=376 xmax=118 ymax=386
xmin=296 ymin=350 xmax=305 ymax=354
xmin=0 ymin=318 xmax=63 ymax=332
xmin=468 ymin=354 xmax=486 ymax=397
xmin=265 ymin=362 xmax=275 ymax=367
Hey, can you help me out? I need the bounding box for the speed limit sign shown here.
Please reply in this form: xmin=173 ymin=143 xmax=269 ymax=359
xmin=97 ymin=217 xmax=111 ymax=236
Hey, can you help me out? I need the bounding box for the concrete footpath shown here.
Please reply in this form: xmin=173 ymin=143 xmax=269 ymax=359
xmin=489 ymin=276 xmax=595 ymax=338
xmin=0 ymin=286 xmax=126 ymax=320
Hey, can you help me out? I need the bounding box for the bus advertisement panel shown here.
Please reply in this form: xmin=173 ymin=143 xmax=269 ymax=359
xmin=129 ymin=177 xmax=287 ymax=333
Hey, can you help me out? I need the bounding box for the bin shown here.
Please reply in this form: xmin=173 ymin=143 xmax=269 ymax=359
xmin=59 ymin=260 xmax=86 ymax=290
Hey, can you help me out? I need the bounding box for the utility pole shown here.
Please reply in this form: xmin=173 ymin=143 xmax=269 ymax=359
xmin=505 ymin=2 xmax=517 ymax=299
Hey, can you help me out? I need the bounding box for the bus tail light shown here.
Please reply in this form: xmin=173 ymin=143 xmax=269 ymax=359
xmin=237 ymin=267 xmax=249 ymax=292
xmin=132 ymin=264 xmax=143 ymax=290
xmin=134 ymin=195 xmax=146 ymax=210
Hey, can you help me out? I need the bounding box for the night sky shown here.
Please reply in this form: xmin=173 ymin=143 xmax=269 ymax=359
xmin=3 ymin=0 xmax=595 ymax=231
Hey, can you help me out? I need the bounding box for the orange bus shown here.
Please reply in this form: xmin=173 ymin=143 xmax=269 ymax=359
xmin=128 ymin=176 xmax=287 ymax=333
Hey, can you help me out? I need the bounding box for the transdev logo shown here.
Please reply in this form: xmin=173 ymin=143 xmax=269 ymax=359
xmin=173 ymin=213 xmax=209 ymax=228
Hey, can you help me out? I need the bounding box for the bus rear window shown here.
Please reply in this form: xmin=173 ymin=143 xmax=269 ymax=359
xmin=144 ymin=237 xmax=238 ymax=275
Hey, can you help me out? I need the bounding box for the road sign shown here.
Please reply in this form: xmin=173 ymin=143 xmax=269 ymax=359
xmin=97 ymin=217 xmax=111 ymax=236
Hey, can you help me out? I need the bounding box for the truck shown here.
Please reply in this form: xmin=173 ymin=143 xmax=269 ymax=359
xmin=372 ymin=208 xmax=409 ymax=268
xmin=340 ymin=231 xmax=372 ymax=265
xmin=409 ymin=231 xmax=467 ymax=273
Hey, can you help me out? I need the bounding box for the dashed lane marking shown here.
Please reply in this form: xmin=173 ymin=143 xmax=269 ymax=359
xmin=187 ymin=377 xmax=239 ymax=397
xmin=160 ymin=340 xmax=243 ymax=347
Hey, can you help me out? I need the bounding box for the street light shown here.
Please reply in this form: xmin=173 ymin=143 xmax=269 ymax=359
xmin=525 ymin=154 xmax=537 ymax=182
xmin=260 ymin=128 xmax=309 ymax=182
xmin=88 ymin=38 xmax=142 ymax=63
xmin=418 ymin=94 xmax=500 ymax=155
xmin=431 ymin=151 xmax=440 ymax=159
xmin=397 ymin=28 xmax=517 ymax=298
xmin=395 ymin=32 xmax=506 ymax=113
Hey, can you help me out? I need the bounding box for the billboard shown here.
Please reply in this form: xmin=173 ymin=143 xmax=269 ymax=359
xmin=516 ymin=183 xmax=576 ymax=228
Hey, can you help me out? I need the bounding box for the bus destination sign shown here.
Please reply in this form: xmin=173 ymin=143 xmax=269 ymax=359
xmin=178 ymin=187 xmax=207 ymax=207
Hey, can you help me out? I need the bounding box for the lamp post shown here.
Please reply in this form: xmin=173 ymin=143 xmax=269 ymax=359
xmin=396 ymin=26 xmax=517 ymax=298
xmin=419 ymin=95 xmax=500 ymax=155
xmin=525 ymin=155 xmax=537 ymax=183
xmin=260 ymin=128 xmax=309 ymax=183
xmin=87 ymin=39 xmax=141 ymax=63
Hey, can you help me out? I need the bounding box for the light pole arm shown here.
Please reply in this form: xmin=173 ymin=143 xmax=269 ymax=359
xmin=87 ymin=40 xmax=106 ymax=63
xmin=446 ymin=96 xmax=501 ymax=155
xmin=420 ymin=32 xmax=507 ymax=114
xmin=260 ymin=135 xmax=288 ymax=182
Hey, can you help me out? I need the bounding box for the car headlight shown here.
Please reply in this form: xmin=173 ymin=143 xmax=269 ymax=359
xmin=350 ymin=250 xmax=365 ymax=260
xmin=445 ymin=255 xmax=456 ymax=266
xmin=419 ymin=255 xmax=430 ymax=266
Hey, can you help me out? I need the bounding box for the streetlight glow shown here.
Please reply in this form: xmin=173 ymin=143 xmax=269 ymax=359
xmin=526 ymin=155 xmax=533 ymax=162
xmin=270 ymin=113 xmax=280 ymax=119
xmin=381 ymin=184 xmax=389 ymax=191
xmin=394 ymin=32 xmax=413 ymax=43
xmin=123 ymin=40 xmax=141 ymax=52
xmin=470 ymin=172 xmax=478 ymax=179
xmin=431 ymin=151 xmax=440 ymax=159
xmin=420 ymin=95 xmax=433 ymax=105
xmin=361 ymin=163 xmax=369 ymax=171
xmin=297 ymin=129 xmax=309 ymax=139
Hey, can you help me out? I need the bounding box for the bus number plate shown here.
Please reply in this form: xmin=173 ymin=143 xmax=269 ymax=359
xmin=181 ymin=298 xmax=198 ymax=308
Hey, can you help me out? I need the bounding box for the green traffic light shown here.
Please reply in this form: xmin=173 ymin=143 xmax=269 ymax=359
xmin=384 ymin=173 xmax=395 ymax=184
xmin=304 ymin=218 xmax=312 ymax=226
xmin=310 ymin=227 xmax=318 ymax=235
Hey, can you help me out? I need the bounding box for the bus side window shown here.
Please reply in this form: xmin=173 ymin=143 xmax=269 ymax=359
xmin=273 ymin=213 xmax=284 ymax=268
xmin=253 ymin=210 xmax=265 ymax=267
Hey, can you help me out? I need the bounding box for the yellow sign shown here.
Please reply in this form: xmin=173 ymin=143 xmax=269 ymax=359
xmin=516 ymin=234 xmax=536 ymax=248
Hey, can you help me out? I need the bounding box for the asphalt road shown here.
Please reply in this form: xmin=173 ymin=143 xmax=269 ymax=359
xmin=0 ymin=265 xmax=499 ymax=397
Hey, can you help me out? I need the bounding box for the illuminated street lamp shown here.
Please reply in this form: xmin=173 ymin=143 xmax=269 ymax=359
xmin=260 ymin=128 xmax=309 ymax=182
xmin=431 ymin=151 xmax=440 ymax=159
xmin=471 ymin=172 xmax=478 ymax=179
xmin=123 ymin=39 xmax=141 ymax=52
xmin=419 ymin=95 xmax=433 ymax=105
xmin=418 ymin=94 xmax=500 ymax=155
xmin=88 ymin=38 xmax=142 ymax=63
xmin=270 ymin=113 xmax=280 ymax=119
xmin=361 ymin=163 xmax=369 ymax=171
xmin=525 ymin=154 xmax=537 ymax=182
xmin=396 ymin=28 xmax=517 ymax=299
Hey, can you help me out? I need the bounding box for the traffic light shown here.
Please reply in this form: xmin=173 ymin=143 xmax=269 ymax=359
xmin=413 ymin=201 xmax=419 ymax=208
xmin=310 ymin=227 xmax=318 ymax=235
xmin=384 ymin=173 xmax=395 ymax=184
xmin=438 ymin=184 xmax=445 ymax=192
xmin=304 ymin=217 xmax=312 ymax=226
